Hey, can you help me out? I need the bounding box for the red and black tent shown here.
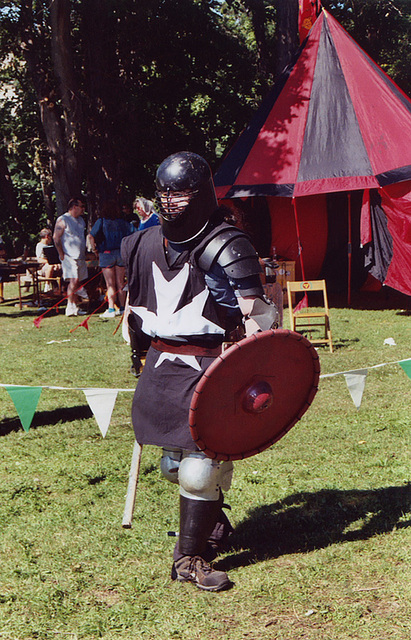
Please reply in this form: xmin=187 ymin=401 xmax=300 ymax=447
xmin=214 ymin=9 xmax=411 ymax=298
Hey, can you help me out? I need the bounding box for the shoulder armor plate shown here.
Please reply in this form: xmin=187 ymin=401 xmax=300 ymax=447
xmin=198 ymin=227 xmax=261 ymax=279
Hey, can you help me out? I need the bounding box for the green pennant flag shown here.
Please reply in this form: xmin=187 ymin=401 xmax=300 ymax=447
xmin=4 ymin=386 xmax=42 ymax=432
xmin=399 ymin=359 xmax=411 ymax=380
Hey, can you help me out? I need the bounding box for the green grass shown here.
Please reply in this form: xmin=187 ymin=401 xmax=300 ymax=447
xmin=0 ymin=282 xmax=410 ymax=639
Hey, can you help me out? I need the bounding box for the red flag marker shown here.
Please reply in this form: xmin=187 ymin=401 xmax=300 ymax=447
xmin=293 ymin=293 xmax=309 ymax=313
xmin=79 ymin=317 xmax=89 ymax=331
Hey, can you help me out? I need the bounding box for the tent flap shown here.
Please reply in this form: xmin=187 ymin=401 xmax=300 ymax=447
xmin=363 ymin=190 xmax=393 ymax=284
xmin=380 ymin=183 xmax=411 ymax=296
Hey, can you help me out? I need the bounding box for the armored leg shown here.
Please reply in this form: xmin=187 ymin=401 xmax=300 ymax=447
xmin=173 ymin=501 xmax=233 ymax=563
xmin=172 ymin=494 xmax=231 ymax=591
xmin=208 ymin=508 xmax=234 ymax=557
xmin=178 ymin=493 xmax=223 ymax=556
xmin=171 ymin=452 xmax=234 ymax=591
xmin=160 ymin=447 xmax=182 ymax=484
xmin=177 ymin=452 xmax=233 ymax=552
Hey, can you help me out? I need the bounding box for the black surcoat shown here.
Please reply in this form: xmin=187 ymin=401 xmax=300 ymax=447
xmin=121 ymin=223 xmax=250 ymax=450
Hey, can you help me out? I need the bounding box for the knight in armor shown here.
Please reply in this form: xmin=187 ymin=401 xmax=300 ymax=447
xmin=121 ymin=151 xmax=278 ymax=591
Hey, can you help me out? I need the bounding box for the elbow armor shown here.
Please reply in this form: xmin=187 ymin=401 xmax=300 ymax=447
xmin=245 ymin=297 xmax=279 ymax=331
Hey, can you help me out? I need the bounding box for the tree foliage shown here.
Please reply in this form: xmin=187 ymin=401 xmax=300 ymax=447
xmin=322 ymin=0 xmax=411 ymax=94
xmin=0 ymin=0 xmax=410 ymax=254
xmin=0 ymin=0 xmax=264 ymax=250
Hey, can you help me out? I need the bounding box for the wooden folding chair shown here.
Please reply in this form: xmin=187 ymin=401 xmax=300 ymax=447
xmin=38 ymin=275 xmax=63 ymax=296
xmin=17 ymin=269 xmax=40 ymax=309
xmin=287 ymin=279 xmax=333 ymax=353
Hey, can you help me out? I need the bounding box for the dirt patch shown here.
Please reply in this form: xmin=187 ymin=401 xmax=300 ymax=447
xmin=91 ymin=588 xmax=121 ymax=607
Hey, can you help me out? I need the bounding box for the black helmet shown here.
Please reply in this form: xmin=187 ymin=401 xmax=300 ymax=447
xmin=155 ymin=151 xmax=218 ymax=243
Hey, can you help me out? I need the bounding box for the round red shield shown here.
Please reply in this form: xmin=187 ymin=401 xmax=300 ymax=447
xmin=189 ymin=329 xmax=320 ymax=461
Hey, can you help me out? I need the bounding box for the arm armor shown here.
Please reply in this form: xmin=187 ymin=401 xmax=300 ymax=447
xmin=244 ymin=296 xmax=279 ymax=331
xmin=128 ymin=312 xmax=151 ymax=377
xmin=197 ymin=227 xmax=263 ymax=297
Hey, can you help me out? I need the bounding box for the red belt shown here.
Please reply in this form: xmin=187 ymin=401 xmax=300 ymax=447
xmin=151 ymin=337 xmax=223 ymax=357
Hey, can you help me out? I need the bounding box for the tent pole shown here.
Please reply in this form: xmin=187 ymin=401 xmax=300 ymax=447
xmin=292 ymin=197 xmax=309 ymax=313
xmin=347 ymin=192 xmax=352 ymax=306
xmin=292 ymin=197 xmax=306 ymax=280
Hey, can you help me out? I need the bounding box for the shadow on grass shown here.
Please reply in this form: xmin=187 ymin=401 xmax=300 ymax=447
xmin=0 ymin=309 xmax=42 ymax=318
xmin=217 ymin=484 xmax=411 ymax=570
xmin=0 ymin=404 xmax=93 ymax=436
xmin=299 ymin=336 xmax=360 ymax=352
xmin=329 ymin=288 xmax=411 ymax=311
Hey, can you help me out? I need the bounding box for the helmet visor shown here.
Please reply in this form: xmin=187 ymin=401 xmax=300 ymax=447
xmin=156 ymin=189 xmax=198 ymax=222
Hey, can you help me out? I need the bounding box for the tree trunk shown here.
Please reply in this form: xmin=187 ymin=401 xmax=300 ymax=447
xmin=19 ymin=0 xmax=82 ymax=215
xmin=50 ymin=0 xmax=84 ymax=200
xmin=0 ymin=142 xmax=25 ymax=249
xmin=243 ymin=0 xmax=269 ymax=77
xmin=40 ymin=174 xmax=55 ymax=228
xmin=80 ymin=0 xmax=122 ymax=223
xmin=274 ymin=0 xmax=299 ymax=79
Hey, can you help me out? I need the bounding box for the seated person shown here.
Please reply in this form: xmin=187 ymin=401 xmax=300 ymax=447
xmin=36 ymin=228 xmax=62 ymax=291
xmin=36 ymin=228 xmax=61 ymax=276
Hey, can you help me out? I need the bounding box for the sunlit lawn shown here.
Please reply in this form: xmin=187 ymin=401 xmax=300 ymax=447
xmin=0 ymin=281 xmax=410 ymax=639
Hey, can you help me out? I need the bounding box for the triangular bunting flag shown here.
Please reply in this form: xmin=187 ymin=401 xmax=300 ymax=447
xmin=343 ymin=369 xmax=368 ymax=409
xmin=83 ymin=388 xmax=118 ymax=437
xmin=399 ymin=359 xmax=411 ymax=380
xmin=4 ymin=385 xmax=42 ymax=431
xmin=33 ymin=317 xmax=42 ymax=328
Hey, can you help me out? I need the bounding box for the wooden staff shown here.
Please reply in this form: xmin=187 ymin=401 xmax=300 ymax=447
xmin=122 ymin=440 xmax=143 ymax=528
xmin=121 ymin=296 xmax=146 ymax=527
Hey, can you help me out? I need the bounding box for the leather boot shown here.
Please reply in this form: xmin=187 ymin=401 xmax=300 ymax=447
xmin=171 ymin=494 xmax=231 ymax=591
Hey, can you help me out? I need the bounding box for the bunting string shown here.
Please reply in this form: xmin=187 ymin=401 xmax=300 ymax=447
xmin=33 ymin=271 xmax=103 ymax=328
xmin=69 ymin=293 xmax=109 ymax=333
xmin=1 ymin=357 xmax=410 ymax=434
xmin=69 ymin=282 xmax=127 ymax=334
xmin=0 ymin=383 xmax=134 ymax=391
xmin=319 ymin=358 xmax=410 ymax=378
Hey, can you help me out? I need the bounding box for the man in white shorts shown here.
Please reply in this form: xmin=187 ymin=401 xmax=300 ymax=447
xmin=53 ymin=197 xmax=89 ymax=316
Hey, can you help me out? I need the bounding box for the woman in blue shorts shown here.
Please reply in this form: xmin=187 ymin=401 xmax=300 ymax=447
xmin=88 ymin=201 xmax=137 ymax=318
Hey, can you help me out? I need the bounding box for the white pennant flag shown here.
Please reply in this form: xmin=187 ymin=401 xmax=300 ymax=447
xmin=83 ymin=388 xmax=119 ymax=437
xmin=343 ymin=369 xmax=368 ymax=409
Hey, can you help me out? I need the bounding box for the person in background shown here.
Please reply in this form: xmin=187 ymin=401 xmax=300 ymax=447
xmin=133 ymin=197 xmax=160 ymax=230
xmin=121 ymin=202 xmax=140 ymax=228
xmin=35 ymin=228 xmax=62 ymax=293
xmin=35 ymin=228 xmax=62 ymax=281
xmin=88 ymin=200 xmax=137 ymax=319
xmin=53 ymin=196 xmax=89 ymax=316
